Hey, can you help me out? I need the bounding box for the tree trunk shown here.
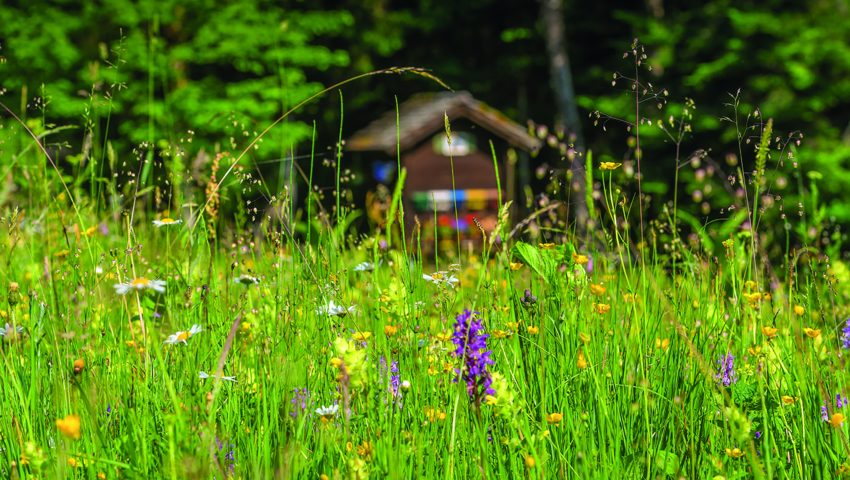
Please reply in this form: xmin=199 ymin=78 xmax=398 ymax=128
xmin=540 ymin=0 xmax=588 ymax=235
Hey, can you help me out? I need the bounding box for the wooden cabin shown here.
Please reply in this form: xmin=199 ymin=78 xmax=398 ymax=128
xmin=347 ymin=91 xmax=540 ymax=253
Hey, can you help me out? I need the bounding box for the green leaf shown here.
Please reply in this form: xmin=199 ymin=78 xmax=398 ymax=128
xmin=512 ymin=242 xmax=553 ymax=283
xmin=654 ymin=450 xmax=680 ymax=477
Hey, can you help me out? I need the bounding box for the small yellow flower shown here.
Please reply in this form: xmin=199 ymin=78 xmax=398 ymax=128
xmin=599 ymin=162 xmax=622 ymax=170
xmin=577 ymin=349 xmax=588 ymax=369
xmin=593 ymin=303 xmax=611 ymax=314
xmin=803 ymin=327 xmax=821 ymax=339
xmin=692 ymin=300 xmax=699 ymax=309
xmin=725 ymin=447 xmax=745 ymax=459
xmin=356 ymin=441 xmax=373 ymax=459
xmin=56 ymin=414 xmax=81 ymax=440
xmin=524 ymin=454 xmax=536 ymax=469
xmin=538 ymin=243 xmax=556 ymax=250
xmin=589 ymin=283 xmax=606 ymax=296
xmin=329 ymin=357 xmax=344 ymax=368
xmin=73 ymin=358 xmax=85 ymax=375
xmin=492 ymin=329 xmax=512 ymax=339
xmin=546 ymin=412 xmax=563 ymax=425
xmin=383 ymin=325 xmax=398 ymax=337
xmin=745 ymin=280 xmax=757 ymax=291
xmin=793 ymin=305 xmax=805 ymax=316
xmin=623 ymin=293 xmax=638 ymax=303
xmin=510 ymin=262 xmax=524 ymax=271
xmin=742 ymin=292 xmax=762 ymax=306
xmin=526 ymin=325 xmax=539 ymax=335
xmin=655 ymin=338 xmax=670 ymax=351
xmin=67 ymin=457 xmax=78 ymax=468
xmin=352 ymin=331 xmax=372 ymax=342
xmin=781 ymin=395 xmax=796 ymax=405
xmin=424 ymin=406 xmax=447 ymax=422
xmin=435 ymin=331 xmax=452 ymax=343
xmin=747 ymin=345 xmax=762 ymax=356
xmin=572 ymin=253 xmax=589 ymax=265
xmin=722 ymin=238 xmax=734 ymax=249
xmin=761 ymin=326 xmax=778 ymax=339
xmin=579 ymin=332 xmax=591 ymax=344
xmin=830 ymin=413 xmax=845 ymax=428
xmin=506 ymin=321 xmax=520 ymax=331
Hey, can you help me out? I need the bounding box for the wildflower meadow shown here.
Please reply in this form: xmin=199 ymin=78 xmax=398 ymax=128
xmin=2 ymin=4 xmax=850 ymax=479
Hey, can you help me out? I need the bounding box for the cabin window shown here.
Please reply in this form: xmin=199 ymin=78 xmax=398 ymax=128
xmin=433 ymin=132 xmax=476 ymax=156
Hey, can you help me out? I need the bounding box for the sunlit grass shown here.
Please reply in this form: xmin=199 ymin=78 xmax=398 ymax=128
xmin=0 ymin=191 xmax=847 ymax=479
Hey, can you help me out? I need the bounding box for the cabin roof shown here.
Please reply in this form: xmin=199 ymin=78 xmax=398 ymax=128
xmin=346 ymin=91 xmax=541 ymax=154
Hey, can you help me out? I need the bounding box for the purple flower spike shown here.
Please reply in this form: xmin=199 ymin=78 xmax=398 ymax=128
xmin=841 ymin=318 xmax=850 ymax=349
xmin=450 ymin=309 xmax=495 ymax=402
xmin=715 ymin=352 xmax=738 ymax=387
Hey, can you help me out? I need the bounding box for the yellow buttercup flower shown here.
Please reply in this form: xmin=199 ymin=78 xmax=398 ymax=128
xmin=742 ymin=292 xmax=762 ymax=306
xmin=572 ymin=253 xmax=589 ymax=265
xmin=655 ymin=338 xmax=670 ymax=351
xmin=725 ymin=447 xmax=745 ymax=459
xmin=589 ymin=283 xmax=606 ymax=296
xmin=803 ymin=327 xmax=821 ymax=339
xmin=435 ymin=331 xmax=452 ymax=343
xmin=781 ymin=395 xmax=796 ymax=405
xmin=761 ymin=326 xmax=778 ymax=339
xmin=526 ymin=325 xmax=539 ymax=335
xmin=830 ymin=413 xmax=845 ymax=428
xmin=599 ymin=162 xmax=622 ymax=170
xmin=538 ymin=243 xmax=556 ymax=250
xmin=577 ymin=350 xmax=588 ymax=370
xmin=509 ymin=262 xmax=524 ymax=271
xmin=579 ymin=332 xmax=591 ymax=344
xmin=546 ymin=412 xmax=563 ymax=425
xmin=593 ymin=303 xmax=611 ymax=314
xmin=492 ymin=329 xmax=512 ymax=339
xmin=56 ymin=414 xmax=81 ymax=440
xmin=73 ymin=358 xmax=85 ymax=375
xmin=793 ymin=305 xmax=805 ymax=316
xmin=383 ymin=325 xmax=398 ymax=337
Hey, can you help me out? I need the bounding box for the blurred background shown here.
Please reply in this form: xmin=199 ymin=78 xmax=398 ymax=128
xmin=1 ymin=0 xmax=849 ymax=255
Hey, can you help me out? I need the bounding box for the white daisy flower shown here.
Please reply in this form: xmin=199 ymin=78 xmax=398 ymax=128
xmin=199 ymin=371 xmax=236 ymax=382
xmin=0 ymin=323 xmax=24 ymax=339
xmin=164 ymin=324 xmax=202 ymax=345
xmin=353 ymin=262 xmax=374 ymax=272
xmin=315 ymin=404 xmax=339 ymax=419
xmin=153 ymin=217 xmax=182 ymax=228
xmin=422 ymin=271 xmax=459 ymax=288
xmin=234 ymin=274 xmax=259 ymax=285
xmin=317 ymin=301 xmax=355 ymax=317
xmin=114 ymin=277 xmax=166 ymax=295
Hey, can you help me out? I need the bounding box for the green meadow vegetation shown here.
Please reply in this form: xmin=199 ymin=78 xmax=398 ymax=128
xmin=2 ymin=3 xmax=850 ymax=479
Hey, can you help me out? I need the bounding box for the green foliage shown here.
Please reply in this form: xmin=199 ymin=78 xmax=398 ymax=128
xmin=0 ymin=0 xmax=353 ymax=155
